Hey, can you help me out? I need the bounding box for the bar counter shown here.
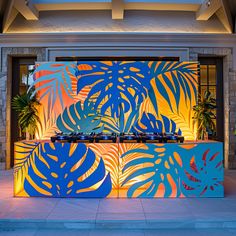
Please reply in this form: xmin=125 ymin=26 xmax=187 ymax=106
xmin=14 ymin=140 xmax=224 ymax=198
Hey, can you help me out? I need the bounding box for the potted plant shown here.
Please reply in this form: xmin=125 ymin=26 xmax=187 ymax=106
xmin=12 ymin=87 xmax=41 ymax=140
xmin=193 ymin=90 xmax=217 ymax=140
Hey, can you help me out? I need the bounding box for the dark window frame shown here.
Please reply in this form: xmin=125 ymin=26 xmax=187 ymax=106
xmin=55 ymin=57 xmax=179 ymax=61
xmin=11 ymin=57 xmax=37 ymax=167
xmin=199 ymin=57 xmax=224 ymax=142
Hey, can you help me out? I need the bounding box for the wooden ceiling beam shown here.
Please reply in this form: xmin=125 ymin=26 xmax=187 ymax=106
xmin=112 ymin=0 xmax=124 ymax=19
xmin=216 ymin=0 xmax=233 ymax=33
xmin=2 ymin=0 xmax=18 ymax=33
xmin=35 ymin=2 xmax=111 ymax=11
xmin=14 ymin=0 xmax=39 ymax=20
xmin=196 ymin=0 xmax=221 ymax=20
xmin=125 ymin=2 xmax=199 ymax=11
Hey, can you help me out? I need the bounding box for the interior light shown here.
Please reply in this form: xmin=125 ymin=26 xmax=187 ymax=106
xmin=206 ymin=0 xmax=211 ymax=7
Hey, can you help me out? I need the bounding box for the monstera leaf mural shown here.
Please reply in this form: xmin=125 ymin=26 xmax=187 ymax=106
xmin=120 ymin=144 xmax=184 ymax=198
xmin=30 ymin=62 xmax=79 ymax=113
xmin=77 ymin=61 xmax=152 ymax=116
xmin=181 ymin=147 xmax=223 ymax=197
xmin=24 ymin=143 xmax=112 ymax=197
xmin=56 ymin=100 xmax=103 ymax=133
xmin=133 ymin=112 xmax=181 ymax=134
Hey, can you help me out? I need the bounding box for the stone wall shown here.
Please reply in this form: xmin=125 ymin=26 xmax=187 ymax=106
xmin=0 ymin=47 xmax=46 ymax=169
xmin=0 ymin=70 xmax=7 ymax=164
xmin=189 ymin=47 xmax=236 ymax=169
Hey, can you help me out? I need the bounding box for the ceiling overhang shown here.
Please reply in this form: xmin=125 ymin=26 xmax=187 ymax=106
xmin=2 ymin=0 xmax=234 ymax=33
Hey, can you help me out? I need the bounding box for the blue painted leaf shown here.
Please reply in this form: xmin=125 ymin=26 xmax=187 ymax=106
xmin=121 ymin=144 xmax=184 ymax=198
xmin=77 ymin=61 xmax=152 ymax=116
xmin=30 ymin=62 xmax=79 ymax=111
xmin=14 ymin=141 xmax=40 ymax=172
xmin=56 ymin=99 xmax=103 ymax=133
xmin=181 ymin=144 xmax=224 ymax=197
xmin=24 ymin=143 xmax=112 ymax=197
xmin=149 ymin=61 xmax=198 ymax=115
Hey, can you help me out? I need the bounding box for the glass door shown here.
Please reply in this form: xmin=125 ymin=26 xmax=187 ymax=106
xmin=11 ymin=57 xmax=36 ymax=167
xmin=199 ymin=57 xmax=224 ymax=141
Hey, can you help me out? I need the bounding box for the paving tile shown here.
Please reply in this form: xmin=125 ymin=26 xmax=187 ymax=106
xmin=0 ymin=189 xmax=13 ymax=199
xmin=145 ymin=229 xmax=197 ymax=236
xmin=3 ymin=211 xmax=50 ymax=220
xmin=0 ymin=198 xmax=59 ymax=213
xmin=144 ymin=229 xmax=234 ymax=236
xmin=145 ymin=212 xmax=195 ymax=222
xmin=55 ymin=199 xmax=100 ymax=213
xmin=96 ymin=213 xmax=145 ymax=221
xmin=47 ymin=212 xmax=97 ymax=221
xmin=90 ymin=229 xmax=145 ymax=236
xmin=141 ymin=199 xmax=190 ymax=213
xmin=0 ymin=229 xmax=37 ymax=236
xmin=98 ymin=199 xmax=143 ymax=213
xmin=0 ymin=169 xmax=236 ymax=230
xmin=197 ymin=229 xmax=236 ymax=236
xmin=35 ymin=229 xmax=90 ymax=236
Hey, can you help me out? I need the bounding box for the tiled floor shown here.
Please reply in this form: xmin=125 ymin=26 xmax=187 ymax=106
xmin=0 ymin=169 xmax=236 ymax=235
xmin=0 ymin=229 xmax=236 ymax=236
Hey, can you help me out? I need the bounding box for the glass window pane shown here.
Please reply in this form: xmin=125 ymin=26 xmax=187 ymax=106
xmin=208 ymin=65 xmax=216 ymax=85
xmin=27 ymin=65 xmax=35 ymax=86
xmin=19 ymin=64 xmax=35 ymax=95
xmin=19 ymin=65 xmax=28 ymax=95
xmin=200 ymin=85 xmax=208 ymax=98
xmin=208 ymin=86 xmax=216 ymax=99
xmin=200 ymin=65 xmax=207 ymax=85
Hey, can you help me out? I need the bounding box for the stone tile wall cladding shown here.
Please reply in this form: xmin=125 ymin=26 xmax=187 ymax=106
xmin=0 ymin=47 xmax=46 ymax=170
xmin=189 ymin=47 xmax=236 ymax=169
xmin=0 ymin=47 xmax=235 ymax=169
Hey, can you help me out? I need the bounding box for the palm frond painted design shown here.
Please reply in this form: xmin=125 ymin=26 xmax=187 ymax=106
xmin=120 ymin=143 xmax=184 ymax=198
xmin=77 ymin=61 xmax=151 ymax=116
xmin=148 ymin=62 xmax=198 ymax=139
xmin=101 ymin=104 xmax=140 ymax=133
xmin=35 ymin=106 xmax=59 ymax=139
xmin=23 ymin=143 xmax=112 ymax=197
xmin=31 ymin=62 xmax=79 ymax=113
xmin=14 ymin=141 xmax=40 ymax=196
xmin=118 ymin=104 xmax=140 ymax=133
xmin=89 ymin=144 xmax=119 ymax=191
xmin=56 ymin=99 xmax=103 ymax=133
xmin=149 ymin=61 xmax=198 ymax=113
xmin=120 ymin=143 xmax=223 ymax=198
xmin=100 ymin=115 xmax=120 ymax=134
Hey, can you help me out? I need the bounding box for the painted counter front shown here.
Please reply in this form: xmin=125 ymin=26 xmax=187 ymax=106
xmin=14 ymin=141 xmax=224 ymax=198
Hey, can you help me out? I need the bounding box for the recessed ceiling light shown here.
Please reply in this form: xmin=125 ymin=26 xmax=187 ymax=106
xmin=206 ymin=0 xmax=211 ymax=7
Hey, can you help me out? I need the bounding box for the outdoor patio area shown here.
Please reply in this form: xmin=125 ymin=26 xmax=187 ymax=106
xmin=0 ymin=169 xmax=236 ymax=236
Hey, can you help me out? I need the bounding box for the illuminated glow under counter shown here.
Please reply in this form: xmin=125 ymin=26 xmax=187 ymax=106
xmin=14 ymin=140 xmax=224 ymax=198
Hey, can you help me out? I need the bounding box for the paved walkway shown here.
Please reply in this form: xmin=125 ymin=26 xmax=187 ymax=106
xmin=0 ymin=169 xmax=236 ymax=235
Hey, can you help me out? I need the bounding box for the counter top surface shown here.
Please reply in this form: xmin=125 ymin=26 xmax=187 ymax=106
xmin=15 ymin=140 xmax=222 ymax=144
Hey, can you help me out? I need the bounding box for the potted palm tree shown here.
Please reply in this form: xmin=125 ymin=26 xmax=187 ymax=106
xmin=193 ymin=91 xmax=217 ymax=140
xmin=12 ymin=63 xmax=41 ymax=141
xmin=12 ymin=87 xmax=41 ymax=140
